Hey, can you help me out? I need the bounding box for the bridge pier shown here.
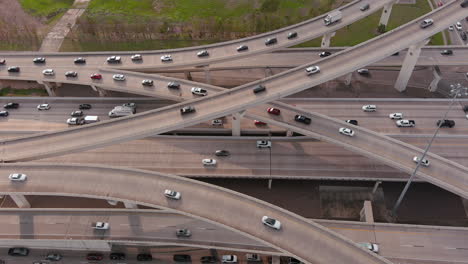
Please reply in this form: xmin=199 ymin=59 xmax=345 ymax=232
xmin=428 ymin=66 xmax=442 ymax=92
xmin=123 ymin=202 xmax=138 ymax=209
xmin=184 ymin=71 xmax=193 ymax=81
xmin=10 ymin=194 xmax=31 ymax=208
xmin=360 ymin=200 xmax=374 ymax=223
xmin=394 ymin=39 xmax=429 ymax=92
xmin=344 ymin=72 xmax=353 ymax=86
xmin=37 ymin=81 xmax=56 ymax=96
xmin=203 ymin=66 xmax=211 ymax=84
xmin=264 ymin=67 xmax=274 ymax=77
xmin=379 ymin=1 xmax=395 ymax=28
xmin=91 ymin=85 xmax=107 ymax=97
xmin=107 ymin=200 xmax=118 ymax=206
xmin=231 ymin=111 xmax=245 ymax=136
xmin=321 ymin=31 xmax=336 ymax=48
xmin=271 ymin=256 xmax=280 ymax=264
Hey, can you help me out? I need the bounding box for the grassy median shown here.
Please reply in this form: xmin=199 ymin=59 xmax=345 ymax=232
xmin=19 ymin=0 xmax=74 ymax=20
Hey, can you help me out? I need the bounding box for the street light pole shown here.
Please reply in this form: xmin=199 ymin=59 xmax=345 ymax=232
xmin=391 ymin=84 xmax=468 ymax=218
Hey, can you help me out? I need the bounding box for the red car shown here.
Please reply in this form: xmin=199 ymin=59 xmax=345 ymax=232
xmin=437 ymin=1 xmax=443 ymax=6
xmin=86 ymin=253 xmax=103 ymax=261
xmin=267 ymin=107 xmax=280 ymax=115
xmin=90 ymin=73 xmax=102 ymax=80
xmin=0 ymin=59 xmax=5 ymax=65
xmin=254 ymin=120 xmax=267 ymax=125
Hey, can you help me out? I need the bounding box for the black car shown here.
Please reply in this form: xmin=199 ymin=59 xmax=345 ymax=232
xmin=74 ymin=57 xmax=86 ymax=64
xmin=180 ymin=106 xmax=195 ymax=114
xmin=437 ymin=119 xmax=455 ymax=128
xmin=253 ymin=84 xmax=266 ymax=93
xmin=264 ymin=37 xmax=277 ymax=45
xmin=110 ymin=252 xmax=126 ymax=260
xmin=4 ymin=102 xmax=19 ymax=109
xmin=33 ymin=57 xmax=45 ymax=63
xmin=346 ymin=119 xmax=358 ymax=126
xmin=142 ymin=79 xmax=154 ymax=86
xmin=7 ymin=66 xmax=20 ymax=72
xmin=168 ymin=82 xmax=180 ymax=89
xmin=440 ymin=49 xmax=453 ymax=55
xmin=237 ymin=45 xmax=249 ymax=52
xmin=174 ymin=254 xmax=191 ymax=263
xmin=294 ymin=115 xmax=311 ymax=124
xmin=79 ymin=104 xmax=92 ymax=110
xmin=319 ymin=51 xmax=332 ymax=57
xmin=197 ymin=50 xmax=209 ymax=57
xmin=287 ymin=31 xmax=298 ymax=39
xmin=201 ymin=256 xmax=217 ymax=263
xmin=137 ymin=253 xmax=152 ymax=261
xmin=461 ymin=0 xmax=468 ymax=7
xmin=8 ymin=247 xmax=29 ymax=256
xmin=0 ymin=111 xmax=9 ymax=117
xmin=215 ymin=150 xmax=230 ymax=156
xmin=463 ymin=105 xmax=468 ymax=112
xmin=460 ymin=32 xmax=467 ymax=41
xmin=65 ymin=71 xmax=78 ymax=77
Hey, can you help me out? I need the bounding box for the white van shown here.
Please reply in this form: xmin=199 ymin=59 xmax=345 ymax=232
xmin=84 ymin=115 xmax=100 ymax=124
xmin=108 ymin=106 xmax=134 ymax=118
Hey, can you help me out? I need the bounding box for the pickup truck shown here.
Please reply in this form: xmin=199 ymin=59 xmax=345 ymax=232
xmin=396 ymin=120 xmax=415 ymax=127
xmin=92 ymin=222 xmax=109 ymax=230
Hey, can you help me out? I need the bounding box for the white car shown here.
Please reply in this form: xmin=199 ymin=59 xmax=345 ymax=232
xmin=211 ymin=119 xmax=223 ymax=126
xmin=164 ymin=189 xmax=181 ymax=200
xmin=262 ymin=216 xmax=281 ymax=230
xmin=456 ymin=22 xmax=463 ymax=31
xmin=413 ymin=156 xmax=430 ymax=166
xmin=389 ymin=113 xmax=403 ymax=119
xmin=42 ymin=69 xmax=54 ymax=76
xmin=8 ymin=173 xmax=27 ymax=182
xmin=131 ymin=54 xmax=142 ymax=60
xmin=112 ymin=74 xmax=125 ymax=81
xmin=222 ymin=255 xmax=238 ymax=263
xmin=358 ymin=242 xmax=379 ymax=253
xmin=339 ymin=127 xmax=355 ymax=137
xmin=362 ymin=104 xmax=377 ymax=112
xmin=161 ymin=54 xmax=172 ymax=62
xmin=257 ymin=140 xmax=271 ymax=148
xmin=67 ymin=117 xmax=84 ymax=125
xmin=191 ymin=87 xmax=208 ymax=96
xmin=93 ymin=222 xmax=109 ymax=230
xmin=305 ymin=66 xmax=320 ymax=75
xmin=202 ymin=159 xmax=217 ymax=166
xmin=448 ymin=25 xmax=454 ymax=31
xmin=37 ymin=103 xmax=50 ymax=110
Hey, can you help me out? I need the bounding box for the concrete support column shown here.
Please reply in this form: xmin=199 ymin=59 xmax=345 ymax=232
xmin=10 ymin=194 xmax=31 ymax=208
xmin=428 ymin=66 xmax=442 ymax=92
xmin=231 ymin=111 xmax=245 ymax=136
xmin=38 ymin=81 xmax=56 ymax=96
xmin=321 ymin=31 xmax=336 ymax=48
xmin=123 ymin=202 xmax=138 ymax=209
xmin=286 ymin=130 xmax=294 ymax=137
xmin=360 ymin=200 xmax=374 ymax=223
xmin=379 ymin=2 xmax=394 ymax=27
xmin=272 ymin=256 xmax=280 ymax=264
xmin=344 ymin=72 xmax=353 ymax=86
xmin=203 ymin=66 xmax=211 ymax=84
xmin=107 ymin=200 xmax=118 ymax=206
xmin=184 ymin=71 xmax=193 ymax=81
xmin=91 ymin=85 xmax=107 ymax=97
xmin=264 ymin=67 xmax=274 ymax=77
xmin=394 ymin=39 xmax=429 ymax=92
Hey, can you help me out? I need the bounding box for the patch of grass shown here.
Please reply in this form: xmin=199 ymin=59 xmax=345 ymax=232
xmin=19 ymin=0 xmax=74 ymax=19
xmin=86 ymin=0 xmax=157 ymax=19
xmin=0 ymin=42 xmax=39 ymax=51
xmin=0 ymin=87 xmax=48 ymax=96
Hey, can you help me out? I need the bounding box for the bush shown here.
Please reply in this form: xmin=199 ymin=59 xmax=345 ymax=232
xmin=377 ymin=24 xmax=386 ymax=33
xmin=260 ymin=0 xmax=280 ymax=12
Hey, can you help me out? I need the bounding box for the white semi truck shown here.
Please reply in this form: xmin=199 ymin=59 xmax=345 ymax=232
xmin=324 ymin=10 xmax=342 ymax=26
xmin=108 ymin=106 xmax=134 ymax=118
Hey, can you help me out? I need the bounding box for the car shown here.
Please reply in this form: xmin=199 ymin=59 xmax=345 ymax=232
xmin=357 ymin=68 xmax=370 ymax=75
xmin=110 ymin=252 xmax=126 ymax=260
xmin=191 ymin=87 xmax=208 ymax=96
xmin=461 ymin=31 xmax=467 ymax=41
xmin=33 ymin=57 xmax=45 ymax=63
xmin=4 ymin=102 xmax=19 ymax=109
xmin=176 ymin=228 xmax=191 ymax=237
xmin=9 ymin=173 xmax=27 ymax=181
xmin=164 ymin=189 xmax=181 ymax=200
xmin=215 ymin=150 xmax=230 ymax=156
xmin=265 ymin=38 xmax=277 ymax=45
xmin=67 ymin=117 xmax=85 ymax=125
xmin=79 ymin=104 xmax=92 ymax=110
xmin=441 ymin=49 xmax=453 ymax=55
xmin=142 ymin=79 xmax=154 ymax=86
xmin=65 ymin=71 xmax=77 ymax=77
xmin=464 ymin=105 xmax=468 ymax=112
xmin=254 ymin=120 xmax=267 ymax=125
xmin=8 ymin=247 xmax=29 ymax=256
xmin=0 ymin=111 xmax=9 ymax=117
xmin=106 ymin=56 xmax=121 ymax=63
xmin=455 ymin=22 xmax=463 ymax=31
xmin=462 ymin=0 xmax=468 ymax=7
xmin=448 ymin=25 xmax=454 ymax=31
xmin=420 ymin=19 xmax=433 ymax=28
xmin=174 ymin=254 xmax=191 ymax=262
xmin=202 ymin=158 xmax=217 ymax=166
xmin=131 ymin=54 xmax=142 ymax=61
xmin=389 ymin=113 xmax=403 ymax=119
xmin=90 ymin=73 xmax=102 ymax=80
xmin=253 ymin=84 xmax=266 ymax=93
xmin=437 ymin=119 xmax=455 ymax=128
xmin=294 ymin=115 xmax=311 ymax=124
xmin=262 ymin=216 xmax=281 ymax=230
xmin=287 ymin=31 xmax=298 ymax=39
xmin=93 ymin=222 xmax=109 ymax=230
xmin=42 ymin=69 xmax=54 ymax=76
xmin=305 ymin=66 xmax=320 ymax=75
xmin=86 ymin=253 xmax=103 ymax=261
xmin=74 ymin=57 xmax=86 ymax=64
xmin=319 ymin=51 xmax=331 ymax=57
xmin=339 ymin=127 xmax=355 ymax=137
xmin=137 ymin=253 xmax=153 ymax=261
xmin=201 ymin=256 xmax=217 ymax=263
xmin=7 ymin=66 xmax=20 ymax=72
xmin=37 ymin=103 xmax=50 ymax=110
xmin=161 ymin=54 xmax=172 ymax=62
xmin=0 ymin=58 xmax=5 ymax=64
xmin=362 ymin=104 xmax=377 ymax=112
xmin=257 ymin=140 xmax=271 ymax=148
xmin=413 ymin=156 xmax=430 ymax=166
xmin=180 ymin=106 xmax=195 ymax=114
xmin=246 ymin=254 xmax=261 ymax=262
xmin=113 ymin=74 xmax=125 ymax=81
xmin=45 ymin=253 xmax=62 ymax=261
xmin=267 ymin=107 xmax=280 ymax=115
xmin=360 ymin=3 xmax=370 ymax=11
xmin=358 ymin=242 xmax=379 ymax=253
xmin=396 ymin=119 xmax=415 ymax=127
xmin=236 ymin=45 xmax=249 ymax=52
xmin=346 ymin=119 xmax=358 ymax=126
xmin=71 ymin=110 xmax=83 ymax=117
xmin=197 ymin=50 xmax=209 ymax=57
xmin=168 ymin=81 xmax=180 ymax=89
xmin=222 ymin=255 xmax=238 ymax=263
xmin=437 ymin=1 xmax=443 ymax=6
xmin=211 ymin=119 xmax=223 ymax=126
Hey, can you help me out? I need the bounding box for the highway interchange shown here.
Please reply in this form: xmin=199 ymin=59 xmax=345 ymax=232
xmin=0 ymin=0 xmax=467 ymax=263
